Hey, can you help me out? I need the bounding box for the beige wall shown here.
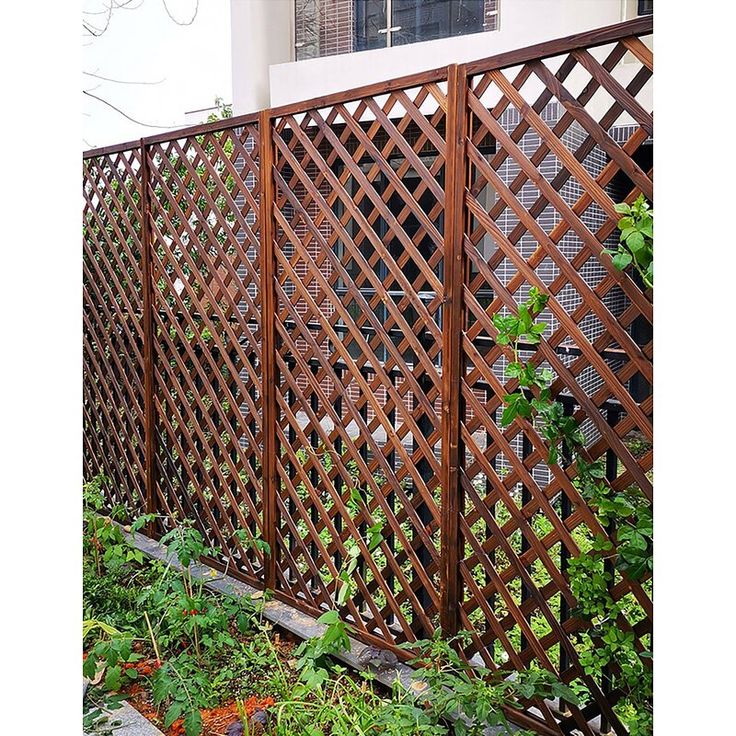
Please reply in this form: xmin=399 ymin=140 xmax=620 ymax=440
xmin=230 ymin=0 xmax=293 ymax=115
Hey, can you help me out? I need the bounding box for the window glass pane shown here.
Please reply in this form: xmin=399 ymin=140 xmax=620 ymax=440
xmin=392 ymin=0 xmax=449 ymax=45
xmin=638 ymin=0 xmax=654 ymax=15
xmin=295 ymin=0 xmax=321 ymax=60
xmin=450 ymin=0 xmax=486 ymax=37
xmin=392 ymin=0 xmax=484 ymax=46
xmin=355 ymin=0 xmax=387 ymax=51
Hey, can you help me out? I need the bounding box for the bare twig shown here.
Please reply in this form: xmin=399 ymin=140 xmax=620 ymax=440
xmin=83 ymin=70 xmax=166 ymax=85
xmin=83 ymin=90 xmax=180 ymax=128
xmin=161 ymin=0 xmax=199 ymax=26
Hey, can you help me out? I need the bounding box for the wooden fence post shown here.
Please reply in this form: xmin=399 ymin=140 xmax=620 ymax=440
xmin=139 ymin=139 xmax=158 ymax=533
xmin=259 ymin=110 xmax=278 ymax=590
xmin=440 ymin=64 xmax=468 ymax=636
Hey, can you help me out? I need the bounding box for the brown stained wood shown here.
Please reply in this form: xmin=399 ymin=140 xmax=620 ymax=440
xmin=139 ymin=142 xmax=158 ymax=527
xmin=270 ymin=201 xmax=443 ymax=544
xmin=259 ymin=110 xmax=279 ymax=590
xmin=83 ymin=19 xmax=653 ymax=736
xmin=465 ymin=16 xmax=653 ymax=75
xmin=440 ymin=64 xmax=467 ymax=636
xmin=271 ymin=125 xmax=445 ymax=410
xmin=267 ymin=65 xmax=448 ymax=119
xmin=83 ymin=149 xmax=148 ymax=515
xmin=527 ymin=60 xmax=653 ymax=201
xmin=621 ymin=35 xmax=654 ymax=72
xmin=570 ymin=48 xmax=653 ymax=137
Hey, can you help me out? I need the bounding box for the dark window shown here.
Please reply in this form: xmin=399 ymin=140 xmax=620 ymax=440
xmin=356 ymin=0 xmax=487 ymax=52
xmin=355 ymin=0 xmax=388 ymax=51
xmin=392 ymin=0 xmax=485 ymax=46
xmin=637 ymin=0 xmax=653 ymax=16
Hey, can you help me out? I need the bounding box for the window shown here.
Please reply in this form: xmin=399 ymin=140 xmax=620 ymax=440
xmin=295 ymin=0 xmax=498 ymax=60
xmin=637 ymin=0 xmax=653 ymax=15
xmin=357 ymin=0 xmax=486 ymax=51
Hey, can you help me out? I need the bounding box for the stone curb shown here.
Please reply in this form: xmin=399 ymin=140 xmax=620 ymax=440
xmin=83 ymin=696 xmax=165 ymax=736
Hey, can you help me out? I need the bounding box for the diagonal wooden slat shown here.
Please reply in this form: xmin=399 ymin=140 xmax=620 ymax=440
xmin=83 ymin=19 xmax=653 ymax=735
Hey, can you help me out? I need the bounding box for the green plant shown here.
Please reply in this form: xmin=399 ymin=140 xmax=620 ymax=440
xmin=82 ymin=620 xmax=142 ymax=692
xmin=492 ymin=287 xmax=582 ymax=465
xmin=491 ymin=215 xmax=654 ymax=734
xmin=605 ymin=194 xmax=653 ymax=288
xmin=83 ymin=476 xmax=154 ymax=574
xmin=330 ymin=521 xmax=383 ymax=607
xmin=160 ymin=522 xmax=218 ymax=568
xmin=83 ymin=686 xmax=126 ymax=736
xmin=397 ymin=631 xmax=577 ymax=736
xmin=271 ymin=672 xmax=447 ymax=736
xmin=151 ymin=652 xmax=210 ymax=735
xmin=294 ymin=609 xmax=352 ymax=690
xmin=233 ymin=527 xmax=271 ymax=557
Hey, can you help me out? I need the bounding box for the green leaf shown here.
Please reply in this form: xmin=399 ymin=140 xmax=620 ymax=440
xmin=336 ymin=581 xmax=350 ymax=606
xmin=83 ymin=654 xmax=98 ymax=679
xmin=550 ymin=681 xmax=580 ymax=705
xmin=255 ymin=539 xmax=271 ymax=555
xmin=183 ymin=709 xmax=203 ymax=736
xmin=626 ymin=231 xmax=645 ymax=253
xmin=164 ymin=702 xmax=184 ymax=728
xmin=104 ymin=665 xmax=122 ymax=692
xmin=612 ymin=251 xmax=632 ymax=270
xmin=507 ymin=362 xmax=524 ymax=379
xmin=317 ymin=609 xmax=340 ymax=625
xmin=614 ymin=202 xmax=631 ymax=214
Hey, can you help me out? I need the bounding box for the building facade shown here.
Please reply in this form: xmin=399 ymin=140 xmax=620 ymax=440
xmin=230 ymin=0 xmax=652 ymax=114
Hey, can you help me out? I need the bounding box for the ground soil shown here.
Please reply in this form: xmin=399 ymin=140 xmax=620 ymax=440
xmin=90 ymin=629 xmax=298 ymax=736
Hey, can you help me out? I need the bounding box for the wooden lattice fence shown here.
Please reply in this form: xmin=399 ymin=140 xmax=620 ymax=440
xmin=83 ymin=17 xmax=652 ymax=735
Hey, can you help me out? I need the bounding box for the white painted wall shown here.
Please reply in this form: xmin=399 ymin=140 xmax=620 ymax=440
xmin=268 ymin=0 xmax=631 ymax=108
xmin=230 ymin=0 xmax=293 ymax=115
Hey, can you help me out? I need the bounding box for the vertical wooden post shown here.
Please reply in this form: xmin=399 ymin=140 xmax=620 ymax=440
xmin=139 ymin=139 xmax=158 ymax=533
xmin=440 ymin=64 xmax=468 ymax=635
xmin=259 ymin=110 xmax=278 ymax=590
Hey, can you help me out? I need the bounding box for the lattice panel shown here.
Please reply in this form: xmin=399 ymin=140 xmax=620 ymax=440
xmin=270 ymin=84 xmax=449 ymax=643
xmin=146 ymin=123 xmax=265 ymax=583
xmin=83 ymin=148 xmax=147 ymax=516
xmin=83 ymin=18 xmax=654 ymax=736
xmin=458 ymin=37 xmax=653 ymax=734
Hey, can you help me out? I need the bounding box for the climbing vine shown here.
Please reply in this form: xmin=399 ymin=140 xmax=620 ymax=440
xmin=605 ymin=194 xmax=653 ymax=288
xmin=492 ymin=200 xmax=653 ymax=735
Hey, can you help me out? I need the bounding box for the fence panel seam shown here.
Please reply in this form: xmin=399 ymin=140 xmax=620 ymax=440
xmin=259 ymin=110 xmax=279 ymax=590
xmin=440 ymin=63 xmax=468 ymax=636
xmin=139 ymin=139 xmax=158 ymax=534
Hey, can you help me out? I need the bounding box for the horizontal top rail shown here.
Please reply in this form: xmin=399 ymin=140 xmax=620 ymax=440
xmin=82 ymin=111 xmax=261 ymax=160
xmin=465 ymin=15 xmax=652 ymax=76
xmin=82 ymin=16 xmax=651 ymax=160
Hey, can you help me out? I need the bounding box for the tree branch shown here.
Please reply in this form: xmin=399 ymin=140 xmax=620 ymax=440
xmin=83 ymin=90 xmax=180 ymax=129
xmin=83 ymin=70 xmax=166 ymax=85
xmin=161 ymin=0 xmax=199 ymax=26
